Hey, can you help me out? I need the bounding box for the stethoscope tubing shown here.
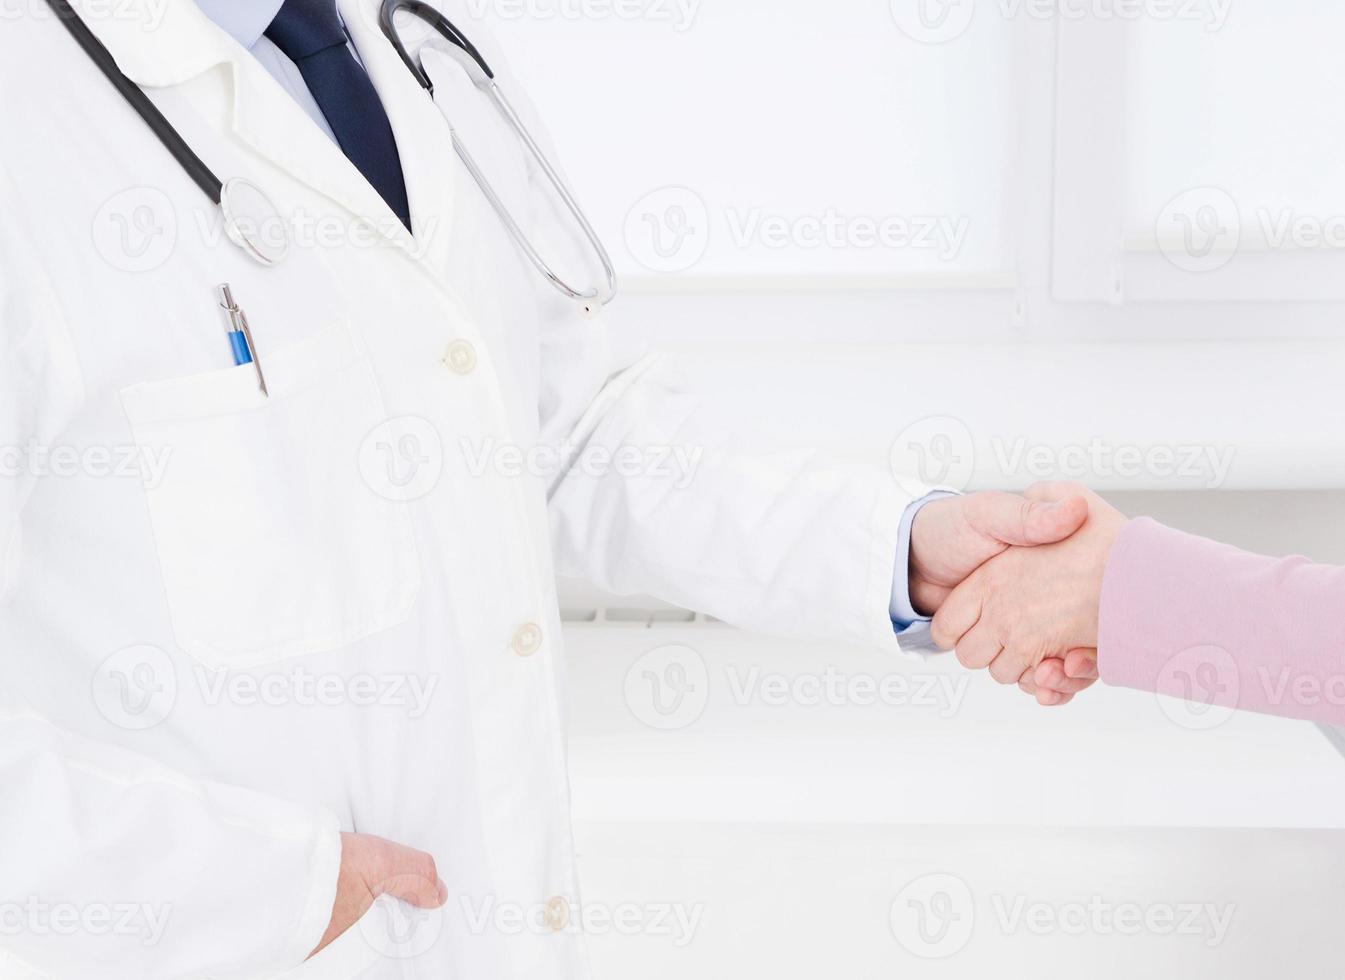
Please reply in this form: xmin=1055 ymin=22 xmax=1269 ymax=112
xmin=46 ymin=0 xmax=618 ymax=302
xmin=378 ymin=0 xmax=619 ymax=306
xmin=44 ymin=0 xmax=224 ymax=206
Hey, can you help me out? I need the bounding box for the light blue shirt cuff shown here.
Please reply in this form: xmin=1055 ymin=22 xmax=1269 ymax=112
xmin=891 ymin=491 xmax=958 ymax=634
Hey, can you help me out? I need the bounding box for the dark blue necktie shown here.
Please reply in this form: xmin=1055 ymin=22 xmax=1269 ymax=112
xmin=265 ymin=0 xmax=412 ymax=230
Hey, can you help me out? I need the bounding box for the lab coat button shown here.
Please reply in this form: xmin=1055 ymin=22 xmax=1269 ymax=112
xmin=511 ymin=623 xmax=544 ymax=657
xmin=544 ymin=896 xmax=571 ymax=932
xmin=443 ymin=340 xmax=478 ymax=375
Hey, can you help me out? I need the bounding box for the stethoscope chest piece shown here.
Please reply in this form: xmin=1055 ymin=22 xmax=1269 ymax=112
xmin=221 ymin=177 xmax=291 ymax=267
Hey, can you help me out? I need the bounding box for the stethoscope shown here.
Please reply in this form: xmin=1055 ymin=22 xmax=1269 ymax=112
xmin=46 ymin=0 xmax=619 ymax=308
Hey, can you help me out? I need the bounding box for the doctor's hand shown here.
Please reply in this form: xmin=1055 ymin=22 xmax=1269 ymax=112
xmin=908 ymin=489 xmax=1090 ymax=617
xmin=929 ymin=483 xmax=1127 ymax=691
xmin=310 ymin=832 xmax=448 ymax=959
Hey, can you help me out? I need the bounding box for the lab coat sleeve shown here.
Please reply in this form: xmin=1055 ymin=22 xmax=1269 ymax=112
xmin=0 ymin=698 xmax=342 ymax=980
xmin=544 ymin=351 xmax=917 ymax=653
xmin=0 ymin=250 xmax=341 ymax=979
xmin=448 ymin=13 xmax=921 ymax=652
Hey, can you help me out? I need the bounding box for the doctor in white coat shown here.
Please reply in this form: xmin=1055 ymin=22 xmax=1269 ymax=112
xmin=0 ymin=2 xmax=1089 ymax=978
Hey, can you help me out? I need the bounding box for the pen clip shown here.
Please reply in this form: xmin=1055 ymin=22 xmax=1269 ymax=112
xmin=218 ymin=284 xmax=269 ymax=398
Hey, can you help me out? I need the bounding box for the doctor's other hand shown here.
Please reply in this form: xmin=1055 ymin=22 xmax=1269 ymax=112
xmin=908 ymin=489 xmax=1090 ymax=617
xmin=930 ymin=483 xmax=1127 ymax=689
xmin=311 ymin=832 xmax=448 ymax=959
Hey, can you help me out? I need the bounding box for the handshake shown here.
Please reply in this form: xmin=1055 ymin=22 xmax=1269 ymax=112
xmin=909 ymin=482 xmax=1128 ymax=706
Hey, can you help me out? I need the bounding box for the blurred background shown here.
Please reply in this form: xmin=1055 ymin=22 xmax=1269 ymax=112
xmin=453 ymin=3 xmax=1345 ymax=977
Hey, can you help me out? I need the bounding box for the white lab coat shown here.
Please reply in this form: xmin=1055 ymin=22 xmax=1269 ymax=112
xmin=0 ymin=2 xmax=916 ymax=978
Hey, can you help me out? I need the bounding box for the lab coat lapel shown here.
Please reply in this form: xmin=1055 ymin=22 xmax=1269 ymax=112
xmin=338 ymin=0 xmax=459 ymax=272
xmin=70 ymin=0 xmax=426 ymax=261
xmin=229 ymin=62 xmax=422 ymax=256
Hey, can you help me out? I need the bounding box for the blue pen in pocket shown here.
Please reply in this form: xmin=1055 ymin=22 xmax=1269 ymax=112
xmin=218 ymin=284 xmax=269 ymax=397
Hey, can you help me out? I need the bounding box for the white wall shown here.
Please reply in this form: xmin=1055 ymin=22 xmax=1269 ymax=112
xmin=460 ymin=0 xmax=1345 ymax=341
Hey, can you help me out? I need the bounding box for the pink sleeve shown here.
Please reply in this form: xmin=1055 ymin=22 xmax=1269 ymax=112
xmin=1098 ymin=518 xmax=1345 ymax=726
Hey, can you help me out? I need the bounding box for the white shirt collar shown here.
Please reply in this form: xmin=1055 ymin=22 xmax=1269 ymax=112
xmin=195 ymin=0 xmax=287 ymax=49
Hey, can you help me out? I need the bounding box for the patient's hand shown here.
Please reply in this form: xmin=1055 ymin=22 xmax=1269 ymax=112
xmin=1025 ymin=648 xmax=1101 ymax=707
xmin=908 ymin=490 xmax=1089 ymax=617
xmin=929 ymin=483 xmax=1126 ymax=692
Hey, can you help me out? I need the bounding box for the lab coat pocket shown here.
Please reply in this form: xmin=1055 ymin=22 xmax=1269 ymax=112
xmin=270 ymin=896 xmax=426 ymax=980
xmin=119 ymin=321 xmax=421 ymax=670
